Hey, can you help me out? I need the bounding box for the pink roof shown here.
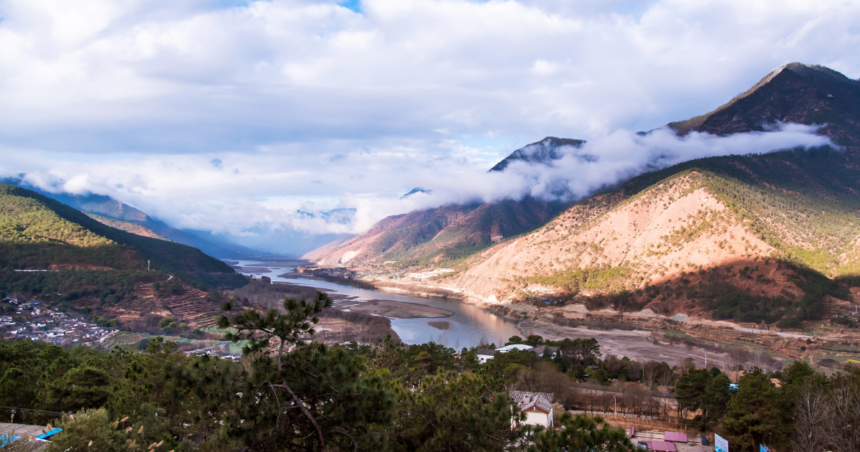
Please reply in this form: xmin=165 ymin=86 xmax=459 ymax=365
xmin=664 ymin=432 xmax=688 ymax=442
xmin=647 ymin=441 xmax=677 ymax=452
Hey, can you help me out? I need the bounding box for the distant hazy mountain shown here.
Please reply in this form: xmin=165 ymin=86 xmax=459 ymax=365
xmin=401 ymin=188 xmax=432 ymax=199
xmin=0 ymin=184 xmax=239 ymax=284
xmin=0 ymin=178 xmax=258 ymax=259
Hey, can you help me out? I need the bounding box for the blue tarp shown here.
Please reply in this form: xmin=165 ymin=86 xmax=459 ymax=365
xmin=34 ymin=428 xmax=62 ymax=440
xmin=1 ymin=434 xmax=22 ymax=447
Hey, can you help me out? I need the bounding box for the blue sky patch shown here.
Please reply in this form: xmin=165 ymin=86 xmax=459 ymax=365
xmin=338 ymin=0 xmax=361 ymax=13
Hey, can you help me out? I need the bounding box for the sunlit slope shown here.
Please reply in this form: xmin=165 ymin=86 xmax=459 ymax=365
xmin=449 ymin=157 xmax=856 ymax=324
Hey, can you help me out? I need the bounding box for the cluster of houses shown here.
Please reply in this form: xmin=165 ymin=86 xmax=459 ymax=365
xmin=475 ymin=343 xmax=560 ymax=364
xmin=1 ymin=297 xmax=116 ymax=347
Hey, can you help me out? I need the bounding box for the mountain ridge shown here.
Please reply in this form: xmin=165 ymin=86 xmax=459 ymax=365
xmin=305 ymin=62 xmax=860 ymax=329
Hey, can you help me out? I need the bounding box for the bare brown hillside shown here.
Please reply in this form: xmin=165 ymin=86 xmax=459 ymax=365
xmin=450 ymin=172 xmax=791 ymax=302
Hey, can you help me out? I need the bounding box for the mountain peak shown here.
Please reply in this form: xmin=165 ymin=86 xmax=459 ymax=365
xmin=489 ymin=136 xmax=586 ymax=172
xmin=668 ymin=63 xmax=860 ymax=143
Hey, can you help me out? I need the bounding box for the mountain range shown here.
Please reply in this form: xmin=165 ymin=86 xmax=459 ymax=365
xmin=306 ymin=62 xmax=860 ymax=328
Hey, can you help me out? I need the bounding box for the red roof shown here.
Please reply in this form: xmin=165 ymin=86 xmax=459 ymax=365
xmin=664 ymin=432 xmax=688 ymax=442
xmin=646 ymin=441 xmax=677 ymax=452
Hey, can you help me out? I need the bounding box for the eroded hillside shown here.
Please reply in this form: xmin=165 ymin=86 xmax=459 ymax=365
xmin=306 ymin=197 xmax=561 ymax=267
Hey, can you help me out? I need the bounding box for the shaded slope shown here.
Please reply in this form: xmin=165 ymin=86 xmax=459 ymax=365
xmin=307 ymin=197 xmax=563 ymax=267
xmin=669 ymin=63 xmax=860 ymax=145
xmin=0 ymin=178 xmax=257 ymax=258
xmin=489 ymin=137 xmax=585 ymax=172
xmin=0 ymin=184 xmax=241 ymax=287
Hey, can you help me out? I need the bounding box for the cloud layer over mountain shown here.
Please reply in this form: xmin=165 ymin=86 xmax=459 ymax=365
xmin=0 ymin=0 xmax=857 ymax=238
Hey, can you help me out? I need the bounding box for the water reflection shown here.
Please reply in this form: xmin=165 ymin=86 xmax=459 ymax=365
xmin=229 ymin=261 xmax=521 ymax=348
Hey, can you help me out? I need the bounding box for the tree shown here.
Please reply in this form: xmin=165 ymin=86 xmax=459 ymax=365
xmin=823 ymin=371 xmax=860 ymax=452
xmin=45 ymin=366 xmax=111 ymax=412
xmin=701 ymin=373 xmax=731 ymax=428
xmin=46 ymin=409 xmax=127 ymax=452
xmin=506 ymin=335 xmax=523 ymax=345
xmin=385 ymin=370 xmax=523 ymax=451
xmin=675 ymin=369 xmax=710 ymax=417
xmin=792 ymin=383 xmax=830 ymax=452
xmin=525 ymin=413 xmax=634 ymax=452
xmin=720 ymin=368 xmax=792 ymax=451
xmin=210 ymin=292 xmax=395 ymax=451
xmin=524 ymin=335 xmax=544 ymax=346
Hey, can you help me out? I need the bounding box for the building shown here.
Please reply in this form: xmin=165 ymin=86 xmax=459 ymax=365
xmin=532 ymin=345 xmax=560 ymax=358
xmin=475 ymin=349 xmax=498 ymax=364
xmin=510 ymin=391 xmax=554 ymax=428
xmin=497 ymin=344 xmax=534 ymax=353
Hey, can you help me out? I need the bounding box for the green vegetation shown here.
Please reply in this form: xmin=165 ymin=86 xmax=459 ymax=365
xmin=0 ymin=185 xmax=243 ymax=290
xmin=4 ymin=293 xmax=857 ymax=451
xmin=522 ymin=266 xmax=633 ymax=294
xmin=1 ymin=293 xmax=637 ymax=451
xmin=85 ymin=213 xmax=169 ymax=241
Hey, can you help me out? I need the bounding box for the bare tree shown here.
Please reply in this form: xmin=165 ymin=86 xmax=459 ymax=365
xmin=793 ymin=383 xmax=830 ymax=452
xmin=727 ymin=347 xmax=750 ymax=382
xmin=642 ymin=361 xmax=660 ymax=391
xmin=825 ymin=375 xmax=860 ymax=452
xmin=751 ymin=347 xmax=770 ymax=374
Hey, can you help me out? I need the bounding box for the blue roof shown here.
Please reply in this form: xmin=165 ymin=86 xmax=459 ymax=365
xmin=35 ymin=428 xmax=62 ymax=440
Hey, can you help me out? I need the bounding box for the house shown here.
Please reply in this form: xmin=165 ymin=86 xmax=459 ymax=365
xmin=475 ymin=349 xmax=498 ymax=364
xmin=510 ymin=391 xmax=554 ymax=428
xmin=532 ymin=345 xmax=560 ymax=358
xmin=497 ymin=344 xmax=534 ymax=353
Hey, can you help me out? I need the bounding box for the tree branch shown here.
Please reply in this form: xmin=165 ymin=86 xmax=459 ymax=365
xmin=271 ymin=382 xmax=325 ymax=450
xmin=329 ymin=429 xmax=359 ymax=452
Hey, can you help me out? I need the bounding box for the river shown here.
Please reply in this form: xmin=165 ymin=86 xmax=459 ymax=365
xmin=229 ymin=260 xmax=521 ymax=348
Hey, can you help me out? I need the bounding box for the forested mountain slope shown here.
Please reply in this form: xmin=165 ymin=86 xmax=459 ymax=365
xmin=0 ymin=178 xmax=257 ymax=258
xmin=0 ymin=184 xmax=242 ymax=287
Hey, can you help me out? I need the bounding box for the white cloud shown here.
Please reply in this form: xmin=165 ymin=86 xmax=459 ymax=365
xmin=0 ymin=0 xmax=857 ymax=241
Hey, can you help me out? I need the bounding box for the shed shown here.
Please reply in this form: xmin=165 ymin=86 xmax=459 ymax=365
xmin=664 ymin=431 xmax=687 ymax=442
xmin=645 ymin=441 xmax=677 ymax=452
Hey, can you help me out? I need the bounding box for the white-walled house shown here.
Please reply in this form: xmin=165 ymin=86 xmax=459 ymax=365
xmin=510 ymin=391 xmax=554 ymax=428
xmin=475 ymin=349 xmax=498 ymax=364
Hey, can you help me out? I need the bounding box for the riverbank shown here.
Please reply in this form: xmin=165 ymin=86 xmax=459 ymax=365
xmin=338 ymin=276 xmax=860 ymax=369
xmin=335 ymin=298 xmax=454 ymax=319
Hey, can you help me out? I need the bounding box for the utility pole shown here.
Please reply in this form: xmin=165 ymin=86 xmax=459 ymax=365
xmin=148 ymin=260 xmax=150 ymax=271
xmin=613 ymin=395 xmax=617 ymax=416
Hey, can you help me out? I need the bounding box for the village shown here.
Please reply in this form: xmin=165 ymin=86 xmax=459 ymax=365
xmin=0 ymin=296 xmax=117 ymax=347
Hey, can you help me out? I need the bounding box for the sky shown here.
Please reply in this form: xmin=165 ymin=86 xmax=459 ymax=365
xmin=0 ymin=0 xmax=858 ymax=244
